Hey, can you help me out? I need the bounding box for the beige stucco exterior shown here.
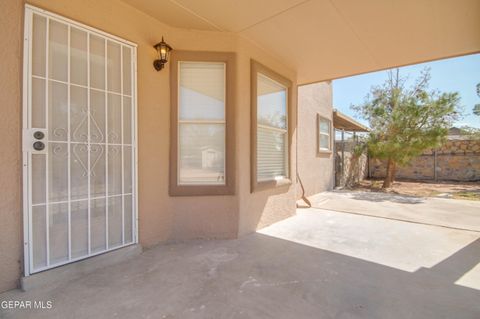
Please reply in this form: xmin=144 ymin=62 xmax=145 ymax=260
xmin=0 ymin=0 xmax=298 ymax=293
xmin=297 ymin=82 xmax=335 ymax=197
xmin=0 ymin=0 xmax=24 ymax=295
xmin=0 ymin=0 xmax=479 ymax=294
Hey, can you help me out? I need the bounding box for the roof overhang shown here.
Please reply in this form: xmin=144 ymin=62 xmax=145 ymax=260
xmin=121 ymin=0 xmax=480 ymax=84
xmin=333 ymin=110 xmax=369 ymax=132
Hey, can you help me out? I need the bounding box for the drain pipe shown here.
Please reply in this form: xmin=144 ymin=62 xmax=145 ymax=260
xmin=297 ymin=172 xmax=312 ymax=208
xmin=295 ymin=85 xmax=311 ymax=208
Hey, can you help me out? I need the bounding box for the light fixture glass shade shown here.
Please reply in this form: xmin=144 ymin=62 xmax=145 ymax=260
xmin=153 ymin=36 xmax=172 ymax=71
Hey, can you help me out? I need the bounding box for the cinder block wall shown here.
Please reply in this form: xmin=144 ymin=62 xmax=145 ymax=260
xmin=370 ymin=139 xmax=480 ymax=182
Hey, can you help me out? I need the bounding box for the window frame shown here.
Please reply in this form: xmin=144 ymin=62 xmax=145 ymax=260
xmin=169 ymin=51 xmax=236 ymax=196
xmin=317 ymin=115 xmax=332 ymax=154
xmin=250 ymin=60 xmax=293 ymax=192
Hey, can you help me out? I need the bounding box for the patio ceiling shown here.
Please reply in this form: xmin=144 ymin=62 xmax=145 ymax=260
xmin=122 ymin=0 xmax=480 ymax=84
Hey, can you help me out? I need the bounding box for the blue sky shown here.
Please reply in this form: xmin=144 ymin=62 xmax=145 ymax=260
xmin=333 ymin=53 xmax=480 ymax=129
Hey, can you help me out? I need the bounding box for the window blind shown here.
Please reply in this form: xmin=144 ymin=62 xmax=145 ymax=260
xmin=178 ymin=62 xmax=226 ymax=185
xmin=256 ymin=74 xmax=288 ymax=182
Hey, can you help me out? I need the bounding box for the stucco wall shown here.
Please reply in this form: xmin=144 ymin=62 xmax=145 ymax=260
xmin=0 ymin=0 xmax=23 ymax=294
xmin=296 ymin=82 xmax=334 ymax=198
xmin=237 ymin=38 xmax=298 ymax=235
xmin=0 ymin=0 xmax=298 ymax=292
xmin=23 ymin=0 xmax=242 ymax=249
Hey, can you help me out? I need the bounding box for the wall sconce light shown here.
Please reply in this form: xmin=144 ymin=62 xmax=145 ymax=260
xmin=153 ymin=37 xmax=173 ymax=71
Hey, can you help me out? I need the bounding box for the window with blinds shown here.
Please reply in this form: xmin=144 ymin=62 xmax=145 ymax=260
xmin=256 ymin=73 xmax=288 ymax=182
xmin=178 ymin=62 xmax=226 ymax=185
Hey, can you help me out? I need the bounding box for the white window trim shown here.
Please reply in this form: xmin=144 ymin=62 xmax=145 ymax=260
xmin=318 ymin=115 xmax=332 ymax=152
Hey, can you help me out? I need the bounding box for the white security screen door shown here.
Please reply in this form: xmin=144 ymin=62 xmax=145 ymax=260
xmin=22 ymin=5 xmax=137 ymax=275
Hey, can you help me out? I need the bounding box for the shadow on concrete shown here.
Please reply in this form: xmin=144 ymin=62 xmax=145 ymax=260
xmin=227 ymin=234 xmax=480 ymax=318
xmin=1 ymin=232 xmax=479 ymax=319
xmin=345 ymin=191 xmax=425 ymax=204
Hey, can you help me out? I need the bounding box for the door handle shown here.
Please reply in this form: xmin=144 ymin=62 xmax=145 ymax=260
xmin=33 ymin=131 xmax=45 ymax=140
xmin=33 ymin=141 xmax=45 ymax=151
xmin=23 ymin=129 xmax=47 ymax=153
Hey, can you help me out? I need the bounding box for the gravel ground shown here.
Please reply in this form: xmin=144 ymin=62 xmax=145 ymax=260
xmin=353 ymin=179 xmax=480 ymax=200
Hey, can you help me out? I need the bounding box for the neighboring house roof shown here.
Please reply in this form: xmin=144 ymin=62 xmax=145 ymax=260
xmin=447 ymin=127 xmax=477 ymax=140
xmin=333 ymin=109 xmax=369 ymax=132
xmin=448 ymin=127 xmax=464 ymax=136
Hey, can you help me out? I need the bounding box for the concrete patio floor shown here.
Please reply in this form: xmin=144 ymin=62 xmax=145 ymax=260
xmin=309 ymin=190 xmax=480 ymax=232
xmin=1 ymin=209 xmax=480 ymax=319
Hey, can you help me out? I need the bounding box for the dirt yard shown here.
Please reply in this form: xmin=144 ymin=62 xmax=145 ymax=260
xmin=352 ymin=179 xmax=480 ymax=200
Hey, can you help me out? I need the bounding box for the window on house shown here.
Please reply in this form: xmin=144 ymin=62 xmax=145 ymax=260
xmin=178 ymin=62 xmax=226 ymax=185
xmin=318 ymin=116 xmax=331 ymax=151
xmin=170 ymin=51 xmax=235 ymax=196
xmin=251 ymin=61 xmax=292 ymax=191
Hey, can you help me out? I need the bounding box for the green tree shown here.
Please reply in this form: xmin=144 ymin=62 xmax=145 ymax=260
xmin=473 ymin=83 xmax=480 ymax=116
xmin=352 ymin=68 xmax=460 ymax=188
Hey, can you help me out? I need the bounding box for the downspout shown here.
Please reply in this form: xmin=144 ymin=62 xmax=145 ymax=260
xmin=296 ymin=85 xmax=311 ymax=208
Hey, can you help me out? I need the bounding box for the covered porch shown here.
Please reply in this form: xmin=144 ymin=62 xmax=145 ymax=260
xmin=1 ymin=0 xmax=479 ymax=301
xmin=2 ymin=207 xmax=479 ymax=318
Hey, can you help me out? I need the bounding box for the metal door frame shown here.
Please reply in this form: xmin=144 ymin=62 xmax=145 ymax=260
xmin=22 ymin=4 xmax=138 ymax=276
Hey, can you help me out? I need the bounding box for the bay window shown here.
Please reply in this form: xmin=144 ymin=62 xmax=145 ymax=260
xmin=170 ymin=51 xmax=235 ymax=196
xmin=251 ymin=61 xmax=292 ymax=191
